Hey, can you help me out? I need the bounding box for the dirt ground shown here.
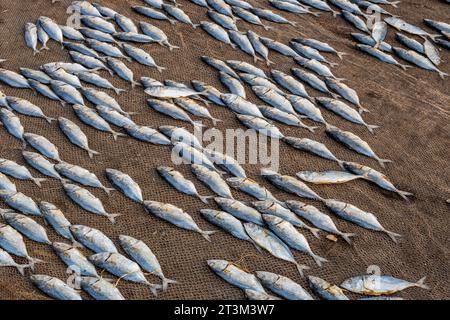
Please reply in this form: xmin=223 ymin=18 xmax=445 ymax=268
xmin=0 ymin=0 xmax=448 ymax=300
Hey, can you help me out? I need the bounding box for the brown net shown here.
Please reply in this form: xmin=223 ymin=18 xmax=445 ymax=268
xmin=0 ymin=0 xmax=449 ymax=300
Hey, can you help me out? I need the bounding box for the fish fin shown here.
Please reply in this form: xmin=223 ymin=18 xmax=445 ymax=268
xmin=312 ymin=254 xmax=328 ymax=267
xmin=289 ymin=21 xmax=297 ymax=27
xmin=87 ymin=148 xmax=100 ymax=159
xmin=200 ymin=230 xmax=217 ymax=242
xmin=211 ymin=117 xmax=222 ymax=126
xmin=336 ymin=51 xmax=347 ymax=60
xmin=309 ymin=227 xmax=321 ymax=239
xmin=59 ymin=100 xmax=66 ymax=107
xmin=438 ymin=70 xmax=449 ymax=80
xmin=169 ymin=19 xmax=177 ymax=26
xmin=391 ymin=1 xmax=401 ymax=8
xmin=192 ymin=24 xmax=200 ymax=29
xmin=113 ymin=87 xmax=127 ymax=95
xmin=32 ymin=177 xmax=47 ymax=188
xmin=397 ymin=190 xmax=414 ymax=201
xmin=385 ymin=230 xmax=402 ymax=243
xmin=366 ymin=124 xmax=380 ymax=134
xmin=328 ymin=61 xmax=339 ymax=68
xmin=107 ymin=67 xmax=114 ymax=76
xmin=106 ymin=213 xmax=121 ymax=224
xmin=45 ymin=116 xmax=56 ymax=123
xmin=376 ymin=157 xmax=392 ymax=168
xmin=198 ymin=195 xmax=214 ymax=204
xmin=332 ymin=10 xmax=341 ymax=18
xmin=40 ymin=45 xmax=49 ymax=51
xmin=415 ymin=276 xmax=430 ymax=290
xmin=131 ymin=81 xmax=142 ymax=89
xmin=359 ymin=105 xmax=370 ymax=114
xmin=155 ymin=65 xmax=166 ymax=73
xmin=263 ymin=24 xmax=273 ymax=31
xmin=335 ymin=77 xmax=347 ymax=82
xmin=230 ymin=43 xmax=237 ymax=49
xmin=16 ymin=264 xmax=30 ymax=276
xmin=265 ymin=58 xmax=275 ymax=67
xmin=167 ymin=43 xmax=180 ymax=51
xmin=103 ymin=187 xmax=116 ymax=195
xmin=295 ymin=263 xmax=310 ymax=277
xmin=148 ymin=283 xmax=162 ymax=297
xmin=341 ymin=232 xmax=357 ymax=245
xmin=28 ymin=257 xmax=45 ymax=271
xmin=312 ymin=11 xmax=321 ymax=17
xmin=305 ymin=125 xmax=318 ymax=133
xmin=112 ymin=131 xmax=126 ymax=141
xmin=330 ymin=92 xmax=340 ymax=99
xmin=125 ymin=56 xmax=133 ymax=63
xmin=161 ymin=277 xmax=178 ymax=292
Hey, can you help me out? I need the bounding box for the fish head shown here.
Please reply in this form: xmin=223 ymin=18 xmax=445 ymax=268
xmin=118 ymin=234 xmax=139 ymax=247
xmin=226 ymin=177 xmax=246 ymax=188
xmin=69 ymin=224 xmax=90 ymax=236
xmin=220 ymin=93 xmax=237 ymax=105
xmin=88 ymin=252 xmax=110 ymax=264
xmin=30 ymin=274 xmax=53 ymax=284
xmin=39 ymin=201 xmax=57 ymax=212
xmin=255 ymin=271 xmax=278 ymax=283
xmin=158 ymin=125 xmax=176 ymax=136
xmin=0 ymin=189 xmax=15 ymax=199
xmin=340 ymin=277 xmax=364 ymax=292
xmin=261 ymin=214 xmax=282 ymax=225
xmin=207 ymin=259 xmax=229 ymax=272
xmin=52 ymin=242 xmax=73 ymax=253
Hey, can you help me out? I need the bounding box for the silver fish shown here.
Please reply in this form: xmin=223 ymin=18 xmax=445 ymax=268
xmin=37 ymin=23 xmax=50 ymax=50
xmin=85 ymin=39 xmax=129 ymax=61
xmin=351 ymin=33 xmax=393 ymax=52
xmin=291 ymin=68 xmax=336 ymax=97
xmin=293 ymin=56 xmax=342 ymax=80
xmin=63 ymin=41 xmax=106 ymax=61
xmin=80 ymin=87 xmax=129 ymax=115
xmin=207 ymin=259 xmax=266 ymax=292
xmin=38 ymin=16 xmax=63 ymax=47
xmin=71 ymin=1 xmax=103 ymax=17
xmin=60 ymin=25 xmax=85 ymax=41
xmin=308 ymin=275 xmax=349 ymax=300
xmin=385 ymin=17 xmax=440 ymax=41
xmin=30 ymin=275 xmax=82 ymax=300
xmin=214 ymin=197 xmax=263 ymax=225
xmin=58 ymin=117 xmax=99 ymax=158
xmin=5 ymin=97 xmax=55 ymax=123
xmin=0 ymin=191 xmax=41 ymax=216
xmin=296 ymin=170 xmax=363 ymax=184
xmin=396 ymin=33 xmax=425 ymax=53
xmin=143 ymin=200 xmax=216 ymax=241
xmin=259 ymin=105 xmax=317 ymax=132
xmin=80 ymin=276 xmax=125 ymax=300
xmin=0 ymin=247 xmax=29 ymax=275
xmin=159 ymin=125 xmax=202 ymax=149
xmin=52 ymin=242 xmax=98 ymax=277
xmin=245 ymin=289 xmax=281 ymax=300
xmin=131 ymin=6 xmax=176 ymax=25
xmin=229 ymin=31 xmax=260 ymax=63
xmin=285 ymin=200 xmax=356 ymax=243
xmin=192 ymin=80 xmax=226 ymax=106
xmin=0 ymin=108 xmax=24 ymax=141
xmin=324 ymin=199 xmax=401 ymax=242
xmin=24 ymin=23 xmax=39 ymax=55
xmin=115 ymin=13 xmax=138 ymax=33
xmin=39 ymin=201 xmax=77 ymax=244
xmin=163 ymin=4 xmax=198 ymax=28
xmin=141 ymin=77 xmax=163 ymax=88
xmin=225 ymin=0 xmax=253 ymax=9
xmin=147 ymin=99 xmax=201 ymax=126
xmin=200 ymin=21 xmax=235 ymax=47
xmin=50 ymin=80 xmax=85 ymax=105
xmin=69 ymin=224 xmax=117 ymax=253
xmin=226 ymin=60 xmax=267 ymax=78
xmin=261 ymin=169 xmax=324 ymax=201
xmin=283 ymin=136 xmax=342 ymax=165
xmin=325 ymin=124 xmax=391 ymax=167
xmin=95 ymin=105 xmax=135 ymax=129
xmin=124 ymin=124 xmax=171 ymax=145
xmin=324 ymin=79 xmax=369 ymax=113
xmin=105 ymin=168 xmax=142 ymax=203
xmin=69 ymin=51 xmax=113 ymax=75
xmin=146 ymin=86 xmax=204 ymax=99
xmin=106 ymin=57 xmax=140 ymax=88
xmin=20 ymin=68 xmax=52 ymax=84
xmin=76 ymin=71 xmax=125 ymax=95
xmin=256 ymin=271 xmax=314 ymax=300
xmin=208 ymin=10 xmax=238 ymax=31
xmin=174 ymin=98 xmax=222 ymax=126
xmin=191 ymin=164 xmax=234 ymax=199
xmin=221 ymin=93 xmax=264 ymax=118
xmin=340 ymin=274 xmax=429 ymax=295
xmin=79 ymin=27 xmax=120 ymax=44
xmin=247 ymin=31 xmax=273 ymax=65
xmin=72 ymin=104 xmax=125 ymax=141
xmin=240 ymin=73 xmax=283 ymax=95
xmin=201 ymin=56 xmax=239 ymax=78
xmin=203 ymin=149 xmax=246 ymax=178
xmin=143 ymin=0 xmax=164 ymax=9
xmin=393 ymin=46 xmax=447 ymax=78
xmin=271 ymin=70 xmax=310 ymax=98
xmin=1 ymin=211 xmax=50 ymax=244
xmin=244 ymin=222 xmax=309 ymax=276
xmin=22 ymin=151 xmax=63 ymax=182
xmin=236 ymin=114 xmax=284 ymax=139
xmin=342 ymin=10 xmax=370 ymax=33
xmin=23 ymin=133 xmax=61 ymax=162
xmin=290 ymin=41 xmax=338 ymax=66
xmin=251 ymin=8 xmax=297 ymax=26
xmin=139 ymin=21 xmax=179 ymax=51
xmin=329 ymin=0 xmax=365 ymax=15
xmin=28 ymin=80 xmax=66 ymax=106
xmin=81 ymin=16 xmax=116 ymax=34
xmin=293 ymin=36 xmax=346 ymax=59
xmin=287 ymin=95 xmax=326 ymax=124
xmin=260 ymin=37 xmax=299 ymax=58
xmin=269 ymin=0 xmax=320 ymax=16
xmin=0 ymin=158 xmax=46 ymax=187
xmin=220 ymin=71 xmax=246 ymax=98
xmin=372 ymin=21 xmax=388 ymax=48
xmin=0 ymin=69 xmax=31 ymax=89
xmin=207 ymin=0 xmax=234 ymax=17
xmin=201 ymin=209 xmax=254 ymax=242
xmin=232 ymin=7 xmax=272 ymax=30
xmin=424 ymin=18 xmax=450 ymax=33
xmin=122 ymin=44 xmax=165 ymax=72
xmin=226 ymin=177 xmax=283 ymax=204
xmin=356 ymin=44 xmax=410 ymax=72
xmin=63 ymin=183 xmax=120 ymax=223
xmin=0 ymin=173 xmax=17 ymax=193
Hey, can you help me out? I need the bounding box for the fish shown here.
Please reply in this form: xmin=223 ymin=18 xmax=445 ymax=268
xmin=308 ymin=275 xmax=349 ymax=300
xmin=42 ymin=65 xmax=83 ymax=89
xmin=105 ymin=168 xmax=142 ymax=203
xmin=256 ymin=271 xmax=314 ymax=300
xmin=285 ymin=200 xmax=356 ymax=243
xmin=423 ymin=40 xmax=441 ymax=66
xmin=340 ymin=274 xmax=429 ymax=295
xmin=396 ymin=33 xmax=425 ymax=54
xmin=52 ymin=242 xmax=98 ymax=277
xmin=76 ymin=71 xmax=126 ymax=95
xmin=261 ymin=169 xmax=324 ymax=201
xmin=30 ymin=275 xmax=82 ymax=300
xmin=69 ymin=51 xmax=113 ymax=75
xmin=50 ymin=80 xmax=85 ymax=105
xmin=226 ymin=177 xmax=283 ymax=205
xmin=115 ymin=13 xmax=138 ymax=33
xmin=244 ymin=289 xmax=281 ymax=300
xmin=95 ymin=105 xmax=135 ymax=128
xmin=341 ymin=161 xmax=413 ymax=200
xmin=287 ymin=95 xmax=326 ymax=124
xmin=229 ymin=31 xmax=260 ymax=63
xmin=37 ymin=23 xmax=50 ymax=50
xmin=159 ymin=125 xmax=202 ymax=149
xmin=207 ymin=259 xmax=266 ymax=292
xmin=105 ymin=57 xmax=140 ymax=88
xmin=208 ymin=10 xmax=238 ymax=31
xmin=71 ymin=1 xmax=104 ymax=17
xmin=24 ymin=23 xmax=39 ymax=55
xmin=38 ymin=16 xmax=63 ymax=47
xmin=69 ymin=225 xmax=118 ymax=253
xmin=63 ymin=183 xmax=120 ymax=223
xmin=124 ymin=124 xmax=171 ymax=145
xmin=0 ymin=173 xmax=17 ymax=193
xmin=122 ymin=44 xmax=165 ymax=72
xmin=89 ymin=252 xmax=161 ymax=296
xmin=119 ymin=235 xmax=177 ymax=292
xmin=191 ymin=164 xmax=234 ymax=199
xmin=351 ymin=33 xmax=393 ymax=53
xmin=324 ymin=79 xmax=369 ymax=113
xmin=219 ymin=72 xmax=246 ymax=98
xmin=55 ymin=162 xmax=113 ymax=195
xmin=240 ymin=73 xmax=283 ymax=95
xmin=232 ymin=7 xmax=272 ymax=30
xmin=423 ymin=19 xmax=450 ymax=34
xmin=23 ymin=133 xmax=61 ymax=162
xmin=146 ymin=86 xmax=204 ymax=99
xmin=72 ymin=104 xmax=125 ymax=141
xmin=203 ymin=149 xmax=246 ymax=178
xmin=224 ymin=0 xmax=253 ymax=9
xmin=293 ymin=37 xmax=345 ymax=59
xmin=271 ymin=70 xmax=310 ymax=99
xmin=63 ymin=41 xmax=106 ymax=61
xmin=0 ymin=247 xmax=29 ymax=275
xmin=80 ymin=276 xmax=125 ymax=300
xmin=0 ymin=108 xmax=25 ymax=141
xmin=201 ymin=209 xmax=255 ymax=243
xmin=252 ymin=86 xmax=297 ymax=115
xmin=131 ymin=6 xmax=176 ymax=25
xmin=244 ymin=222 xmax=309 ymax=276
xmin=247 ymin=31 xmax=273 ymax=65
xmin=47 ymin=62 xmax=98 ymax=74
xmin=141 ymin=77 xmax=163 ymax=88
xmin=360 ymin=0 xmax=400 ymax=7
xmin=290 ymin=42 xmax=338 ymax=66
xmin=226 ymin=60 xmax=267 ymax=78
xmin=81 ymin=16 xmax=117 ymax=34
xmin=221 ymin=94 xmax=263 ymax=118
xmin=236 ymin=114 xmax=284 ymax=139
xmin=163 ymin=4 xmax=198 ymax=28
xmin=251 ymin=8 xmax=296 ymax=26
xmin=342 ymin=10 xmax=370 ymax=34
xmin=1 ymin=211 xmax=50 ymax=244
xmin=207 ymin=0 xmax=234 ymax=17
xmin=200 ymin=21 xmax=235 ymax=47
xmin=139 ymin=21 xmax=179 ymax=51
xmin=260 ymin=37 xmax=299 ymax=58
xmin=269 ymin=0 xmax=320 ymax=16
xmin=143 ymin=0 xmax=164 ymax=9
xmin=324 ymin=199 xmax=401 ymax=242
xmin=0 ymin=69 xmax=32 ymax=89
xmin=85 ymin=39 xmax=129 ymax=61
xmin=296 ymin=170 xmax=363 ymax=184
xmin=147 ymin=99 xmax=202 ymax=127
xmin=202 ymin=56 xmax=239 ymax=78
xmin=28 ymin=80 xmax=66 ymax=106
xmin=371 ymin=21 xmax=388 ymax=48
xmin=316 ymin=97 xmax=379 ymax=133
xmin=80 ymin=87 xmax=129 ymax=115
xmin=291 ymin=68 xmax=336 ymax=97
xmin=356 ymin=44 xmax=411 ymax=71
xmin=157 ymin=166 xmax=211 ymax=203
xmin=385 ymin=17 xmax=440 ymax=41
xmin=60 ymin=25 xmax=85 ymax=42
xmin=0 ymin=158 xmax=46 ymax=187
xmin=283 ymin=136 xmax=342 ymax=165
xmin=20 ymin=68 xmax=52 ymax=84
xmin=191 ymin=0 xmax=210 ymax=7
xmin=58 ymin=117 xmax=99 ymax=158
xmin=259 ymin=105 xmax=316 ymax=132
xmin=214 ymin=197 xmax=263 ymax=225
xmin=143 ymin=200 xmax=216 ymax=241
xmin=174 ymin=98 xmax=222 ymax=126
xmin=22 ymin=151 xmax=64 ymax=182
xmin=79 ymin=27 xmax=120 ymax=44
xmin=0 ymin=222 xmax=44 ymax=270
xmin=263 ymin=214 xmax=327 ymax=266
xmin=325 ymin=124 xmax=391 ymax=167
xmin=329 ymin=0 xmax=365 ymax=15
xmin=0 ymin=191 xmax=41 ymax=216
xmin=113 ymin=31 xmax=156 ymax=44
xmin=92 ymin=3 xmax=119 ymax=18
xmin=39 ymin=201 xmax=78 ymax=244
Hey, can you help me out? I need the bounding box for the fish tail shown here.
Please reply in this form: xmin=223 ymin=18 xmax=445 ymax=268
xmin=198 ymin=195 xmax=214 ymax=204
xmin=112 ymin=131 xmax=126 ymax=141
xmin=192 ymin=23 xmax=200 ymax=29
xmin=161 ymin=277 xmax=179 ymax=292
xmin=336 ymin=159 xmax=345 ymax=169
xmin=331 ymin=10 xmax=341 ymax=18
xmin=211 ymin=117 xmax=222 ymax=126
xmin=113 ymin=87 xmax=127 ymax=95
xmin=328 ymin=61 xmax=339 ymax=68
xmin=341 ymin=232 xmax=357 ymax=245
xmin=169 ymin=19 xmax=177 ymax=26
xmin=106 ymin=67 xmax=115 ymax=76
xmin=125 ymin=56 xmax=133 ymax=63
xmin=308 ymin=227 xmax=321 ymax=239
xmin=385 ymin=230 xmax=402 ymax=243
xmin=311 ymin=11 xmax=321 ymax=17
xmin=230 ymin=43 xmax=237 ymax=49
xmin=60 ymin=100 xmax=66 ymax=107
xmin=366 ymin=124 xmax=380 ymax=134
xmin=87 ymin=148 xmax=99 ymax=159
xmin=16 ymin=264 xmax=30 ymax=276
xmin=305 ymin=125 xmax=318 ymax=133
xmin=289 ymin=21 xmax=297 ymax=27
xmin=336 ymin=51 xmax=347 ymax=60
xmin=156 ymin=66 xmax=166 ymax=73
xmin=397 ymin=189 xmax=414 ymax=201
xmin=27 ymin=256 xmax=45 ymax=271
xmin=359 ymin=105 xmax=370 ymax=114
xmin=107 ymin=213 xmax=121 ymax=224
xmin=41 ymin=45 xmax=49 ymax=51
xmin=312 ymin=254 xmax=328 ymax=267
xmin=45 ymin=116 xmax=56 ymax=123
xmin=398 ymin=64 xmax=411 ymax=71
xmin=415 ymin=276 xmax=430 ymax=290
xmin=391 ymin=1 xmax=401 ymax=8
xmin=131 ymin=81 xmax=142 ymax=89
xmin=330 ymin=92 xmax=340 ymax=99
xmin=263 ymin=24 xmax=273 ymax=31
xmin=148 ymin=283 xmax=162 ymax=297
xmin=438 ymin=70 xmax=449 ymax=80
xmin=376 ymin=157 xmax=393 ymax=168
xmin=167 ymin=43 xmax=180 ymax=51
xmin=33 ymin=49 xmax=39 ymax=56
xmin=200 ymin=230 xmax=217 ymax=242
xmin=103 ymin=186 xmax=116 ymax=195
xmin=265 ymin=58 xmax=275 ymax=67
xmin=32 ymin=177 xmax=47 ymax=188
xmin=295 ymin=263 xmax=310 ymax=277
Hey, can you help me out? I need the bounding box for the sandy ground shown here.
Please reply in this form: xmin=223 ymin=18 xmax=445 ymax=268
xmin=0 ymin=0 xmax=449 ymax=300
